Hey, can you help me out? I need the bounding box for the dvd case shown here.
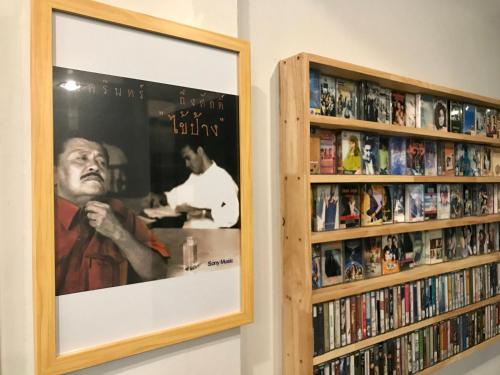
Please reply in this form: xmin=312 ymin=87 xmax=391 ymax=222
xmin=475 ymin=107 xmax=487 ymax=136
xmin=455 ymin=226 xmax=466 ymax=259
xmin=486 ymin=222 xmax=498 ymax=253
xmin=444 ymin=228 xmax=458 ymax=260
xmin=492 ymin=148 xmax=500 ymax=176
xmin=482 ymin=147 xmax=492 ymax=176
xmin=320 ymin=74 xmax=336 ymax=116
xmin=463 ymin=104 xmax=475 ymax=135
xmin=477 ymin=223 xmax=488 ymax=254
xmin=382 ymin=234 xmax=400 ymax=274
xmin=463 ymin=184 xmax=474 ymax=217
xmin=486 ymin=108 xmax=498 ymax=138
xmin=310 ymin=69 xmax=321 ymax=115
xmin=312 ymin=245 xmax=321 ymax=289
xmin=405 ymin=184 xmax=424 ymax=222
xmin=336 ymin=78 xmax=358 ymax=119
xmin=320 ymin=130 xmax=336 ymax=174
xmin=359 ymin=81 xmax=380 ymax=122
xmin=341 ymin=131 xmax=362 ymax=174
xmin=389 ymin=137 xmax=406 ymax=175
xmin=434 ymin=98 xmax=448 ymax=132
xmin=321 ymin=241 xmax=343 ymax=286
xmin=439 ymin=142 xmax=455 ymax=176
xmin=424 ymin=141 xmax=437 ymax=176
xmin=400 ymin=232 xmax=419 ymax=270
xmin=425 ymin=229 xmax=444 ymax=264
xmin=344 ymin=239 xmax=364 ymax=282
xmin=379 ymin=136 xmax=390 ymax=175
xmin=437 ymin=184 xmax=450 ymax=220
xmin=450 ymin=184 xmax=463 ymax=219
xmin=455 ymin=143 xmax=472 ymax=176
xmin=496 ymin=184 xmax=500 ymax=213
xmin=469 ymin=144 xmax=482 ymax=177
xmin=381 ymin=185 xmax=393 ymax=225
xmin=363 ymin=237 xmax=382 ymax=278
xmin=362 ymin=134 xmax=380 ymax=175
xmin=361 ymin=184 xmax=384 ymax=226
xmin=405 ymin=94 xmax=416 ymax=127
xmin=392 ymin=92 xmax=406 ymax=126
xmin=449 ymin=101 xmax=463 ymax=133
xmin=424 ymin=184 xmax=438 ymax=221
xmin=312 ymin=184 xmax=339 ymax=231
xmin=393 ymin=185 xmax=405 ymax=223
xmin=406 ymin=139 xmax=425 ymax=176
xmin=340 ymin=184 xmax=360 ymax=228
xmin=378 ymin=88 xmax=392 ymax=124
xmin=479 ymin=184 xmax=493 ymax=215
xmin=417 ymin=94 xmax=434 ymax=129
xmin=463 ymin=225 xmax=477 ymax=256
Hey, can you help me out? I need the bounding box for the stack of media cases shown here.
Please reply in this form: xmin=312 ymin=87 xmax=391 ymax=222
xmin=312 ymin=224 xmax=500 ymax=288
xmin=279 ymin=53 xmax=500 ymax=375
xmin=312 ymin=183 xmax=499 ymax=233
xmin=310 ymin=128 xmax=500 ymax=177
xmin=313 ymin=263 xmax=499 ymax=356
xmin=309 ymin=69 xmax=499 ymax=137
xmin=314 ymin=303 xmax=500 ymax=375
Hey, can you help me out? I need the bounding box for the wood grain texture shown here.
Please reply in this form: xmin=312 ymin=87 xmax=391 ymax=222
xmin=31 ymin=0 xmax=252 ymax=373
xmin=310 ymin=115 xmax=500 ymax=146
xmin=312 ymin=252 xmax=500 ymax=304
xmin=311 ymin=214 xmax=500 ymax=243
xmin=313 ymin=294 xmax=500 ymax=365
xmin=281 ymin=55 xmax=314 ymax=375
xmin=281 ymin=53 xmax=500 ymax=374
xmin=31 ymin=0 xmax=57 ymax=374
xmin=50 ymin=0 xmax=247 ymax=52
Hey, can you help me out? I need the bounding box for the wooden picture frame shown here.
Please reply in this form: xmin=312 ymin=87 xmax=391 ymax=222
xmin=31 ymin=0 xmax=252 ymax=373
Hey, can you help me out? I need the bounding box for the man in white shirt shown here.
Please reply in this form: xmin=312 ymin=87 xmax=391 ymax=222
xmin=161 ymin=141 xmax=239 ymax=229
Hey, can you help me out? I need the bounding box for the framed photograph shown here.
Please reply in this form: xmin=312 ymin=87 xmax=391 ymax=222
xmin=31 ymin=0 xmax=252 ymax=373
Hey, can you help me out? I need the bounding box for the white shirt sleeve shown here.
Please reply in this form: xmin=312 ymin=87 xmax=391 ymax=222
xmin=164 ymin=164 xmax=239 ymax=228
xmin=164 ymin=174 xmax=195 ymax=210
xmin=209 ymin=170 xmax=239 ymax=228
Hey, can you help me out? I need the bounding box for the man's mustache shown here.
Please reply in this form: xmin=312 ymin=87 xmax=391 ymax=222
xmin=81 ymin=171 xmax=104 ymax=182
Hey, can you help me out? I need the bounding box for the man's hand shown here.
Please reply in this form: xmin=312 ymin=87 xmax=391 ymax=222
xmin=85 ymin=201 xmax=125 ymax=241
xmin=175 ymin=203 xmax=197 ymax=214
xmin=175 ymin=204 xmax=211 ymax=220
xmin=149 ymin=192 xmax=168 ymax=208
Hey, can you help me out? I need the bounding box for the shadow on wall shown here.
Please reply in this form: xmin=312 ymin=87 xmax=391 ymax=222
xmin=70 ymin=328 xmax=240 ymax=375
xmin=434 ymin=339 xmax=500 ymax=374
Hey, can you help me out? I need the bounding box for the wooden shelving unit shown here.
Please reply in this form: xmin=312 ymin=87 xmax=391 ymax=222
xmin=312 ymin=252 xmax=500 ymax=304
xmin=313 ymin=294 xmax=500 ymax=365
xmin=310 ymin=175 xmax=500 ymax=184
xmin=418 ymin=334 xmax=500 ymax=375
xmin=310 ymin=115 xmax=500 ymax=146
xmin=311 ymin=214 xmax=500 ymax=244
xmin=280 ymin=53 xmax=500 ymax=374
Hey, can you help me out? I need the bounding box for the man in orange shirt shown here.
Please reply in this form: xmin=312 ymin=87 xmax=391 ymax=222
xmin=54 ymin=136 xmax=169 ymax=295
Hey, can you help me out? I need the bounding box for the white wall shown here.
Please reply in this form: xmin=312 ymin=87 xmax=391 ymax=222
xmin=1 ymin=0 xmax=500 ymax=374
xmin=0 ymin=1 xmax=242 ymax=375
xmin=238 ymin=0 xmax=500 ymax=374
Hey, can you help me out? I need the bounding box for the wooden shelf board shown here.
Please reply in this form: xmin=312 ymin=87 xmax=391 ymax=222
xmin=417 ymin=333 xmax=500 ymax=375
xmin=309 ymin=115 xmax=500 ymax=146
xmin=304 ymin=53 xmax=500 ymax=108
xmin=310 ymin=175 xmax=500 ymax=184
xmin=281 ymin=53 xmax=500 ymax=375
xmin=312 ymin=252 xmax=500 ymax=304
xmin=311 ymin=214 xmax=500 ymax=244
xmin=313 ymin=294 xmax=500 ymax=366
